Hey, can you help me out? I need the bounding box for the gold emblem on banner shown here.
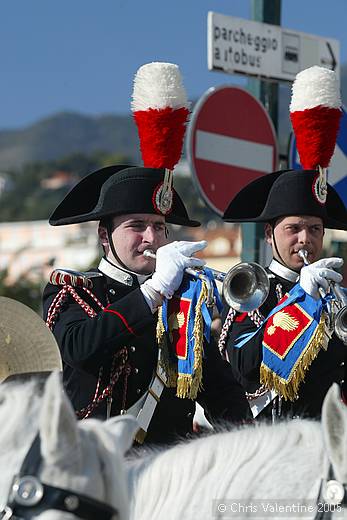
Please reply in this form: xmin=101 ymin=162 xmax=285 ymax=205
xmin=267 ymin=311 xmax=300 ymax=336
xmin=168 ymin=311 xmax=185 ymax=342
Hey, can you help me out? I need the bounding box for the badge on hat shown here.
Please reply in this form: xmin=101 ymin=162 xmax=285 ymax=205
xmin=131 ymin=62 xmax=190 ymax=215
xmin=290 ymin=66 xmax=342 ymax=205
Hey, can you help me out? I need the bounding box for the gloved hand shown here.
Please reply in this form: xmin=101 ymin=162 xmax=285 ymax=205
xmin=141 ymin=241 xmax=207 ymax=308
xmin=299 ymin=257 xmax=343 ymax=300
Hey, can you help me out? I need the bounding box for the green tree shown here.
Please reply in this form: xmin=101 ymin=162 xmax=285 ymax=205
xmin=0 ymin=267 xmax=43 ymax=313
xmin=0 ymin=152 xmax=133 ymax=222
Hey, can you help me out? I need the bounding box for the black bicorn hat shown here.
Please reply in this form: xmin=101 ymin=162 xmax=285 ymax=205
xmin=223 ymin=168 xmax=347 ymax=230
xmin=224 ymin=66 xmax=347 ymax=231
xmin=49 ymin=63 xmax=200 ymax=228
xmin=49 ymin=164 xmax=200 ymax=227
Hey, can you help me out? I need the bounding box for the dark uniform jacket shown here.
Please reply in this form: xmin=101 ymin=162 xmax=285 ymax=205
xmin=43 ymin=258 xmax=250 ymax=445
xmin=223 ymin=259 xmax=347 ymax=420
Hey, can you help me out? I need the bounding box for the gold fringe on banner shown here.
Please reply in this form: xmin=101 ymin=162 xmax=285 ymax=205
xmin=260 ymin=313 xmax=330 ymax=401
xmin=156 ymin=306 xmax=177 ymax=387
xmin=176 ymin=281 xmax=207 ymax=399
xmin=156 ymin=280 xmax=208 ymax=399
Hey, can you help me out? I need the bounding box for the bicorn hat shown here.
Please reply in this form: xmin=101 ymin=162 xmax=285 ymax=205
xmin=223 ymin=66 xmax=347 ymax=231
xmin=49 ymin=63 xmax=200 ymax=228
xmin=0 ymin=297 xmax=62 ymax=383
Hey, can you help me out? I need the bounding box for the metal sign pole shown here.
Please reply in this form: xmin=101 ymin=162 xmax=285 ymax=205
xmin=241 ymin=0 xmax=281 ymax=264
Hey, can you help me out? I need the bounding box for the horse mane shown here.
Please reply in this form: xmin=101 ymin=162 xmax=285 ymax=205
xmin=128 ymin=420 xmax=326 ymax=520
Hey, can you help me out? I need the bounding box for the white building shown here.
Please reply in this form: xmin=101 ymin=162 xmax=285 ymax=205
xmin=0 ymin=220 xmax=99 ymax=283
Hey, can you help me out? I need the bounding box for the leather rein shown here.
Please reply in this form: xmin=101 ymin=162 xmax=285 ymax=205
xmin=0 ymin=434 xmax=118 ymax=520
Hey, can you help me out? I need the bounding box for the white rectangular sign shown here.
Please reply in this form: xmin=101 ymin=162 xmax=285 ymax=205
xmin=208 ymin=12 xmax=340 ymax=82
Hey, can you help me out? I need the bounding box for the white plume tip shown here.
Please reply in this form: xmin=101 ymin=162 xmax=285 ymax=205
xmin=290 ymin=66 xmax=341 ymax=112
xmin=131 ymin=62 xmax=189 ymax=112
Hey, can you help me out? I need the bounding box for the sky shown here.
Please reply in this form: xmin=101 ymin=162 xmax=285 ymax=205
xmin=1 ymin=0 xmax=346 ymax=130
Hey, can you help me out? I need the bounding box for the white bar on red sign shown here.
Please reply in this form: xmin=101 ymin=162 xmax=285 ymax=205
xmin=196 ymin=130 xmax=274 ymax=173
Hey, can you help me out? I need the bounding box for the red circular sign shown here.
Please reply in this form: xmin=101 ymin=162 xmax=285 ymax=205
xmin=187 ymin=85 xmax=278 ymax=216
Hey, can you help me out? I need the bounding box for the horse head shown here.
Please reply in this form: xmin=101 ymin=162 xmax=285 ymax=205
xmin=0 ymin=371 xmax=138 ymax=520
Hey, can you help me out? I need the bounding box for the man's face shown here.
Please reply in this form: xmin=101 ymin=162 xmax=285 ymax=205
xmin=265 ymin=215 xmax=324 ymax=271
xmin=99 ymin=213 xmax=168 ymax=274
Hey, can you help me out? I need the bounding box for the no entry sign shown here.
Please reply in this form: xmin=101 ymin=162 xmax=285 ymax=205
xmin=187 ymin=85 xmax=278 ymax=216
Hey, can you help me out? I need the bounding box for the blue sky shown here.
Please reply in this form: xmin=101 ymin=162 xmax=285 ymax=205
xmin=1 ymin=0 xmax=346 ymax=129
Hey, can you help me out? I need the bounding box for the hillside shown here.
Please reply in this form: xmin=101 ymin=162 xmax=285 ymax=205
xmin=0 ymin=64 xmax=346 ymax=172
xmin=0 ymin=112 xmax=141 ymax=171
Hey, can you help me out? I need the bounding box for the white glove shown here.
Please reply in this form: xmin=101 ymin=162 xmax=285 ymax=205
xmin=141 ymin=240 xmax=207 ymax=309
xmin=299 ymin=257 xmax=343 ymax=300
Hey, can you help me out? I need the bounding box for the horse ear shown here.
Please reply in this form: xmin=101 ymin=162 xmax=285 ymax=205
xmin=322 ymin=383 xmax=347 ymax=483
xmin=39 ymin=371 xmax=79 ymax=463
xmin=103 ymin=415 xmax=139 ymax=455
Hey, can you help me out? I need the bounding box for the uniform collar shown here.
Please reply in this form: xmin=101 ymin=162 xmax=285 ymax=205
xmin=98 ymin=257 xmax=151 ymax=286
xmin=268 ymin=259 xmax=299 ymax=283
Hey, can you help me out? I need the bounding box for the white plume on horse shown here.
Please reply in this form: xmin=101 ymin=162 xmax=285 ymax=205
xmin=0 ymin=371 xmax=138 ymax=520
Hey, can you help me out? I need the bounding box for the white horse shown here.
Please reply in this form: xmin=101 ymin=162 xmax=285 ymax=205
xmin=1 ymin=372 xmax=346 ymax=520
xmin=0 ymin=371 xmax=138 ymax=520
xmin=128 ymin=384 xmax=347 ymax=520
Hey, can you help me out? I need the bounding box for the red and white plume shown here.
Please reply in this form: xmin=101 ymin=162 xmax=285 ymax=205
xmin=290 ymin=66 xmax=341 ymax=170
xmin=131 ymin=62 xmax=190 ymax=170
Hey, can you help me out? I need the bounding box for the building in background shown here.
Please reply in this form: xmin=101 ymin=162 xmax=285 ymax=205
xmin=0 ymin=220 xmax=99 ymax=283
xmin=0 ymin=218 xmax=242 ymax=286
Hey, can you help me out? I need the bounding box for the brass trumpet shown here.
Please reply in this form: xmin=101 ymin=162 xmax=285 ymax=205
xmin=298 ymin=249 xmax=347 ymax=344
xmin=143 ymin=250 xmax=270 ymax=312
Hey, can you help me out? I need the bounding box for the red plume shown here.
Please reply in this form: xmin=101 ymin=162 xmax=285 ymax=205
xmin=290 ymin=66 xmax=341 ymax=170
xmin=131 ymin=62 xmax=190 ymax=170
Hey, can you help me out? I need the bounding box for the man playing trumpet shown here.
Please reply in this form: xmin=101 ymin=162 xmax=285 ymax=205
xmin=42 ymin=62 xmax=249 ymax=445
xmin=219 ymin=66 xmax=347 ymax=420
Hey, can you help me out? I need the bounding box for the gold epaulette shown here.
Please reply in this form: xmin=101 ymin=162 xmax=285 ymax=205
xmin=49 ymin=269 xmax=102 ymax=289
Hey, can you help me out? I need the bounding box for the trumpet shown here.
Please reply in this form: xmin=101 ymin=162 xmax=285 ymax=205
xmin=143 ymin=250 xmax=270 ymax=312
xmin=298 ymin=249 xmax=347 ymax=344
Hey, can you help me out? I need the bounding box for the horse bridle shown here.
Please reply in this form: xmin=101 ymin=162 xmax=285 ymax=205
xmin=0 ymin=434 xmax=119 ymax=520
xmin=314 ymin=465 xmax=347 ymax=520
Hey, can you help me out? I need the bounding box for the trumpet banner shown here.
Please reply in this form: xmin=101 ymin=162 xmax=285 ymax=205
xmin=157 ymin=269 xmax=222 ymax=399
xmin=235 ymin=284 xmax=331 ymax=401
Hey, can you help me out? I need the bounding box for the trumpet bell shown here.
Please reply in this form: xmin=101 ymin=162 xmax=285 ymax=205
xmin=335 ymin=306 xmax=347 ymax=345
xmin=222 ymin=262 xmax=270 ymax=313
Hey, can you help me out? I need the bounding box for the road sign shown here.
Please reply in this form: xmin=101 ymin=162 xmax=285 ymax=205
xmin=208 ymin=12 xmax=340 ymax=82
xmin=289 ymin=107 xmax=347 ymax=207
xmin=187 ymin=85 xmax=278 ymax=216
